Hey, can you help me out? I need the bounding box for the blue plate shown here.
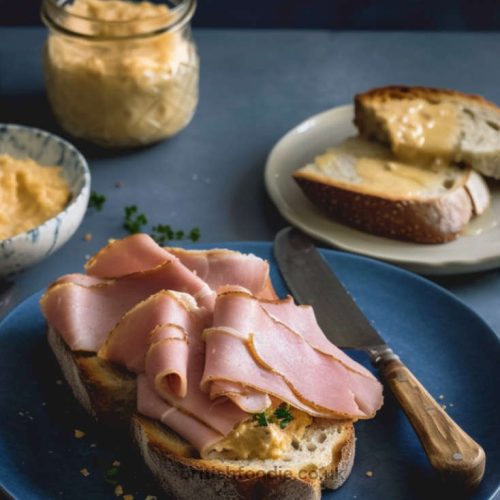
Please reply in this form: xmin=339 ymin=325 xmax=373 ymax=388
xmin=0 ymin=243 xmax=499 ymax=500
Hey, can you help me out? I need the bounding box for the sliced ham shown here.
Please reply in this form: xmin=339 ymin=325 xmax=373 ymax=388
xmin=168 ymin=248 xmax=277 ymax=299
xmin=204 ymin=289 xmax=383 ymax=419
xmin=85 ymin=234 xmax=173 ymax=278
xmin=261 ymin=298 xmax=375 ymax=380
xmin=41 ymin=235 xmax=384 ymax=457
xmin=99 ymin=290 xmax=205 ymax=373
xmin=137 ymin=375 xmax=223 ymax=456
xmin=40 ymin=261 xmax=215 ymax=352
xmin=97 ymin=290 xmax=249 ymax=435
xmin=209 ymin=380 xmax=272 ymax=413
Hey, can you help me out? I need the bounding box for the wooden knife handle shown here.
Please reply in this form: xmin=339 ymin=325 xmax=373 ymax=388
xmin=378 ymin=357 xmax=485 ymax=489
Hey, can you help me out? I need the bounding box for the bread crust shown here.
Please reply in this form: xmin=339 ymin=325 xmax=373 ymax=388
xmin=132 ymin=414 xmax=355 ymax=500
xmin=293 ymin=170 xmax=474 ymax=243
xmin=47 ymin=326 xmax=356 ymax=498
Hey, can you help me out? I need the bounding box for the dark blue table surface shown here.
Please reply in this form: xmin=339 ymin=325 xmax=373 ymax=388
xmin=0 ymin=27 xmax=500 ymax=338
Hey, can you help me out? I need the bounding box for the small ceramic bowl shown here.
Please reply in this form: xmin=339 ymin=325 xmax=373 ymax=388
xmin=0 ymin=124 xmax=90 ymax=276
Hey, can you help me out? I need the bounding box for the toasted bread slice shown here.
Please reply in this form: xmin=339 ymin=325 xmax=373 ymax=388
xmin=47 ymin=326 xmax=355 ymax=499
xmin=293 ymin=137 xmax=490 ymax=243
xmin=354 ymin=86 xmax=500 ymax=178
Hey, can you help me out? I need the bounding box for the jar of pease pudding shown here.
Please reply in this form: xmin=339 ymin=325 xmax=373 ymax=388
xmin=41 ymin=0 xmax=199 ymax=147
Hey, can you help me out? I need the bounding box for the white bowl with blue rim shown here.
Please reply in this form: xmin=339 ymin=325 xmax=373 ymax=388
xmin=0 ymin=124 xmax=90 ymax=276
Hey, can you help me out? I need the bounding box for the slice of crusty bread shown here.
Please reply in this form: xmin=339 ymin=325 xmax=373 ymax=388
xmin=47 ymin=326 xmax=355 ymax=499
xmin=293 ymin=137 xmax=490 ymax=244
xmin=354 ymin=85 xmax=500 ymax=179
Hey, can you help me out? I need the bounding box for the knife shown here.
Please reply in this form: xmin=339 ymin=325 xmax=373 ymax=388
xmin=274 ymin=227 xmax=485 ymax=489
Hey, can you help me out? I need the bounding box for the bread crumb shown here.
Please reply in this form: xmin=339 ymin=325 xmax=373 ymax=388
xmin=365 ymin=470 xmax=373 ymax=477
xmin=441 ymin=404 xmax=447 ymax=410
xmin=439 ymin=394 xmax=444 ymax=400
xmin=56 ymin=379 xmax=63 ymax=385
xmin=42 ymin=402 xmax=46 ymax=406
xmin=114 ymin=485 xmax=123 ymax=496
xmin=90 ymin=443 xmax=97 ymax=448
xmin=84 ymin=233 xmax=93 ymax=241
xmin=80 ymin=468 xmax=90 ymax=477
xmin=449 ymin=403 xmax=454 ymax=407
xmin=18 ymin=411 xmax=24 ymax=416
xmin=74 ymin=429 xmax=85 ymax=439
xmin=123 ymin=495 xmax=134 ymax=500
xmin=112 ymin=460 xmax=121 ymax=467
xmin=116 ymin=180 xmax=124 ymax=188
xmin=145 ymin=496 xmax=157 ymax=500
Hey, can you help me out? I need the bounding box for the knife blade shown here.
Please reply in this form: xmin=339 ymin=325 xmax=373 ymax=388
xmin=274 ymin=226 xmax=386 ymax=352
xmin=274 ymin=226 xmax=486 ymax=489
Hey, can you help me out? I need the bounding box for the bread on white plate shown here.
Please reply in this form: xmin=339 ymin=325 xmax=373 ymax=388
xmin=293 ymin=137 xmax=490 ymax=244
xmin=354 ymin=85 xmax=500 ymax=179
xmin=47 ymin=324 xmax=356 ymax=500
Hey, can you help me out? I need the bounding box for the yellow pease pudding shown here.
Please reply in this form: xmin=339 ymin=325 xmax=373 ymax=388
xmin=42 ymin=0 xmax=199 ymax=148
xmin=211 ymin=405 xmax=313 ymax=460
xmin=0 ymin=154 xmax=71 ymax=240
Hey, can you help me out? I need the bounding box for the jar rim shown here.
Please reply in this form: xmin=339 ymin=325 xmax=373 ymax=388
xmin=41 ymin=0 xmax=196 ymax=40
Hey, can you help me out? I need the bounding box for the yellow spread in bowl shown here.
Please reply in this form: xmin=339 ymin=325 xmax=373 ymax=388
xmin=0 ymin=154 xmax=71 ymax=240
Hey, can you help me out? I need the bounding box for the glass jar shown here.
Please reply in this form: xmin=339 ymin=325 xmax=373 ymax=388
xmin=41 ymin=0 xmax=199 ymax=148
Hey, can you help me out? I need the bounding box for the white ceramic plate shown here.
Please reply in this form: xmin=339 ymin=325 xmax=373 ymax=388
xmin=265 ymin=105 xmax=500 ymax=275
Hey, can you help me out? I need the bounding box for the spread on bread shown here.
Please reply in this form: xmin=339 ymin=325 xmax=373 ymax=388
xmin=40 ymin=234 xmax=383 ymax=463
xmin=367 ymin=98 xmax=459 ymax=161
xmin=311 ymin=138 xmax=462 ymax=198
xmin=293 ymin=86 xmax=500 ymax=243
xmin=0 ymin=154 xmax=71 ymax=240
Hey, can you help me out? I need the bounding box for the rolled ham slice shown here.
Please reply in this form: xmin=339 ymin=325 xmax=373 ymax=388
xmin=98 ymin=291 xmax=205 ymax=373
xmin=137 ymin=375 xmax=223 ymax=457
xmin=98 ymin=290 xmax=248 ymax=435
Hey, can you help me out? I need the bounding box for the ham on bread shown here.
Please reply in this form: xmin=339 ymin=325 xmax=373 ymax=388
xmin=40 ymin=234 xmax=383 ymax=495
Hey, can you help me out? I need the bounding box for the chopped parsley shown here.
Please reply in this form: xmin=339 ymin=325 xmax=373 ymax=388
xmin=104 ymin=466 xmax=120 ymax=485
xmin=253 ymin=404 xmax=294 ymax=429
xmin=188 ymin=227 xmax=201 ymax=242
xmin=253 ymin=412 xmax=269 ymax=427
xmin=151 ymin=224 xmax=201 ymax=245
xmin=88 ymin=191 xmax=106 ymax=211
xmin=123 ymin=205 xmax=148 ymax=234
xmin=274 ymin=404 xmax=294 ymax=429
xmin=123 ymin=205 xmax=201 ymax=243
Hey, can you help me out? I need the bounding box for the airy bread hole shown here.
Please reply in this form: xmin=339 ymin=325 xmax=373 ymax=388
xmin=281 ymin=455 xmax=293 ymax=462
xmin=291 ymin=438 xmax=300 ymax=450
xmin=307 ymin=443 xmax=317 ymax=452
xmin=486 ymin=120 xmax=500 ymax=131
xmin=317 ymin=432 xmax=327 ymax=444
xmin=442 ymin=178 xmax=455 ymax=189
xmin=463 ymin=108 xmax=475 ymax=119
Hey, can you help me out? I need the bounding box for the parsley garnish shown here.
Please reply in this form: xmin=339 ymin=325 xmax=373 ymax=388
xmin=188 ymin=227 xmax=201 ymax=242
xmin=253 ymin=412 xmax=268 ymax=427
xmin=253 ymin=404 xmax=294 ymax=429
xmin=123 ymin=205 xmax=201 ymax=243
xmin=104 ymin=466 xmax=120 ymax=485
xmin=151 ymin=224 xmax=201 ymax=245
xmin=88 ymin=191 xmax=106 ymax=211
xmin=123 ymin=205 xmax=148 ymax=234
xmin=274 ymin=404 xmax=294 ymax=429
